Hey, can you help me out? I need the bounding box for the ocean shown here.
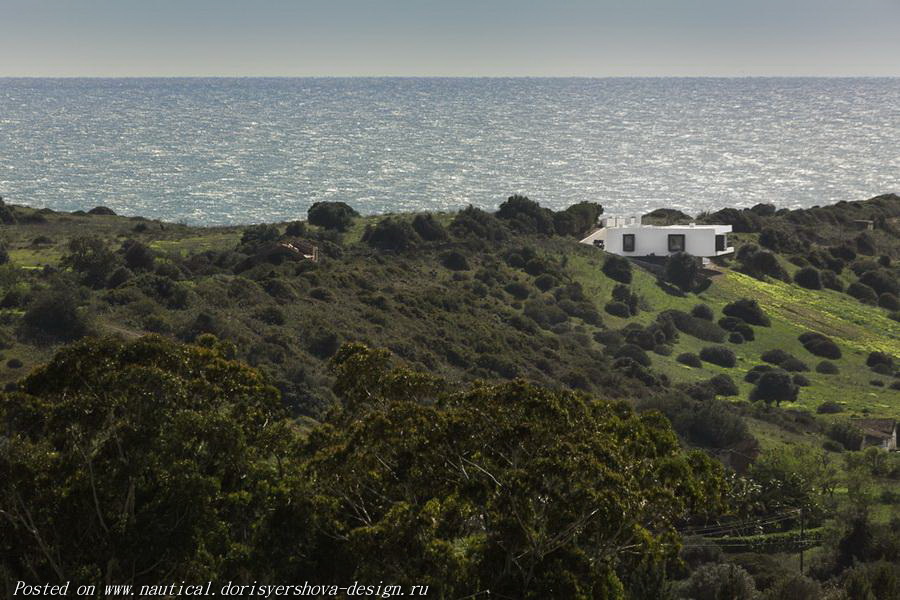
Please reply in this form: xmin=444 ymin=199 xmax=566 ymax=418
xmin=0 ymin=77 xmax=898 ymax=225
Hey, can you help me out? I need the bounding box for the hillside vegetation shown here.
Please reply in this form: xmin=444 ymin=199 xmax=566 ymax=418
xmin=1 ymin=193 xmax=899 ymax=598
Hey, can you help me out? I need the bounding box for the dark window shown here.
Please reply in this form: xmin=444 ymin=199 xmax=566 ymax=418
xmin=715 ymin=234 xmax=726 ymax=251
xmin=668 ymin=234 xmax=686 ymax=252
xmin=622 ymin=234 xmax=635 ymax=252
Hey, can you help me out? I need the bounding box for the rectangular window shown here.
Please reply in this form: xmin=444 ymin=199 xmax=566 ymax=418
xmin=715 ymin=234 xmax=726 ymax=252
xmin=668 ymin=234 xmax=685 ymax=253
xmin=622 ymin=234 xmax=635 ymax=252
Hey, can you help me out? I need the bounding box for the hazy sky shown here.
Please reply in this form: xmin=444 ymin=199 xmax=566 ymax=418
xmin=1 ymin=0 xmax=899 ymax=77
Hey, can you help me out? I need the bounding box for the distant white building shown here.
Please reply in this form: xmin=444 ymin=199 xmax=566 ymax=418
xmin=581 ymin=216 xmax=734 ymax=258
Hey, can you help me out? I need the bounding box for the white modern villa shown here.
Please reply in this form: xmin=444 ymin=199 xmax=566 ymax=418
xmin=581 ymin=216 xmax=734 ymax=259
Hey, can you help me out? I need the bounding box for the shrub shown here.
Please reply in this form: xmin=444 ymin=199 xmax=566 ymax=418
xmin=601 ymin=254 xmax=632 ymax=284
xmin=449 ymin=206 xmax=508 ymax=242
xmin=653 ymin=344 xmax=673 ymax=356
xmin=780 ymin=357 xmax=810 ymax=372
xmin=817 ymin=400 xmax=843 ymax=414
xmin=362 ymin=218 xmax=420 ymax=251
xmin=495 ymin=195 xmax=556 ymax=235
xmin=847 ymin=281 xmax=878 ymax=305
xmin=411 ymin=213 xmax=448 ymax=241
xmin=440 ymin=251 xmax=470 ymax=271
xmin=866 ymin=351 xmax=895 ymax=369
xmin=794 ymin=266 xmax=822 ymax=290
xmin=745 ymin=364 xmax=773 ymax=384
xmin=860 ymin=269 xmax=899 ymax=296
xmin=677 ymin=352 xmax=702 ymax=368
xmin=816 ymin=361 xmax=839 ymax=375
xmin=737 ymin=246 xmax=790 ymax=281
xmin=660 ymin=309 xmax=726 ymax=342
xmin=61 ymin=236 xmax=118 ymax=288
xmin=534 ymin=273 xmax=558 ymax=292
xmin=870 ymin=379 xmax=885 ymax=387
xmin=729 ymin=332 xmax=745 ymax=344
xmin=614 ymin=343 xmax=651 ymax=367
xmin=22 ymin=290 xmax=90 ymax=342
xmin=504 ymin=282 xmax=530 ymax=300
xmin=821 ymin=269 xmax=844 ymax=292
xmin=681 ymin=562 xmax=758 ymax=600
xmin=799 ymin=332 xmax=842 ymax=359
xmin=87 ymin=205 xmax=116 ymax=215
xmin=523 ymin=299 xmax=568 ymax=328
xmin=254 ymin=306 xmax=286 ymax=326
xmin=761 ymin=349 xmax=792 ymax=365
xmin=723 ymin=298 xmax=770 ymax=326
xmin=699 ymin=345 xmax=737 ymax=368
xmin=123 ymin=240 xmax=156 ymax=271
xmin=604 ymin=301 xmax=631 ymax=318
xmin=553 ymin=201 xmax=603 ymax=237
xmin=691 ymin=303 xmax=714 ymax=321
xmin=524 ymin=257 xmax=548 ymax=276
xmin=283 ymin=220 xmax=307 ymax=236
xmin=106 ymin=266 xmax=134 ymax=288
xmin=307 ymin=201 xmax=358 ymax=231
xmin=792 ymin=374 xmax=811 ymax=386
xmin=854 ymin=231 xmax=877 ymax=255
xmin=879 ymin=292 xmax=900 ymax=310
xmin=611 ymin=284 xmax=639 ymax=316
xmin=7 ymin=358 xmax=22 ymax=369
xmin=664 ymin=252 xmax=701 ymax=292
xmin=718 ymin=316 xmax=755 ymax=341
xmin=826 ymin=421 xmax=862 ymax=451
xmin=709 ymin=374 xmax=739 ymax=396
xmin=822 ymin=439 xmax=844 ymax=453
xmin=750 ymin=370 xmax=799 ymax=406
xmin=759 ymin=226 xmax=800 ymax=252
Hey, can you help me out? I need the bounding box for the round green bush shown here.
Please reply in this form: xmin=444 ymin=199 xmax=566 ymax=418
xmin=728 ymin=332 xmax=745 ymax=344
xmin=723 ymin=298 xmax=770 ymax=326
xmin=677 ymin=352 xmax=702 ymax=368
xmin=708 ymin=373 xmax=739 ymax=396
xmin=847 ymin=281 xmax=878 ymax=305
xmin=605 ymin=301 xmax=631 ymax=318
xmin=653 ymin=344 xmax=673 ymax=356
xmin=780 ymin=357 xmax=810 ymax=372
xmin=817 ymin=400 xmax=843 ymax=414
xmin=691 ymin=303 xmax=714 ymax=321
xmin=440 ymin=251 xmax=470 ymax=271
xmin=614 ymin=343 xmax=651 ymax=367
xmin=534 ymin=273 xmax=558 ymax=292
xmin=761 ymin=349 xmax=792 ymax=365
xmin=6 ymin=358 xmax=22 ymax=369
xmin=699 ymin=345 xmax=737 ymax=368
xmin=816 ymin=361 xmax=839 ymax=375
xmin=822 ymin=439 xmax=844 ymax=452
xmin=601 ymin=255 xmax=632 ymax=284
xmin=792 ymin=374 xmax=811 ymax=386
xmin=744 ymin=364 xmax=773 ymax=384
xmin=798 ymin=332 xmax=842 ymax=359
xmin=870 ymin=379 xmax=885 ymax=387
xmin=820 ymin=269 xmax=844 ymax=292
xmin=879 ymin=292 xmax=900 ymax=311
xmin=794 ymin=266 xmax=822 ymax=290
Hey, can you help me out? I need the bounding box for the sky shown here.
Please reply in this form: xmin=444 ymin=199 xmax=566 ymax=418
xmin=1 ymin=0 xmax=899 ymax=77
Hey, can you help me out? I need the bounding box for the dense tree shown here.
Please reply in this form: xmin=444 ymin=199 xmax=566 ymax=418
xmin=362 ymin=217 xmax=420 ymax=251
xmin=496 ymin=194 xmax=556 ymax=235
xmin=602 ymin=254 xmax=632 ymax=284
xmin=295 ymin=344 xmax=728 ymax=598
xmin=553 ymin=201 xmax=603 ymax=237
xmin=664 ymin=252 xmax=701 ymax=292
xmin=0 ymin=336 xmax=292 ymax=589
xmin=61 ymin=236 xmax=118 ymax=288
xmin=307 ymin=201 xmax=359 ymax=231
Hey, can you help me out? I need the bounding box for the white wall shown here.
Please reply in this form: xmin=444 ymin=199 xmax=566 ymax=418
xmin=604 ymin=226 xmax=718 ymax=257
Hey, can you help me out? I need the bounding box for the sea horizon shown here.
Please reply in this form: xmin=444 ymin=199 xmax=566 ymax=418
xmin=2 ymin=77 xmax=898 ymax=225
